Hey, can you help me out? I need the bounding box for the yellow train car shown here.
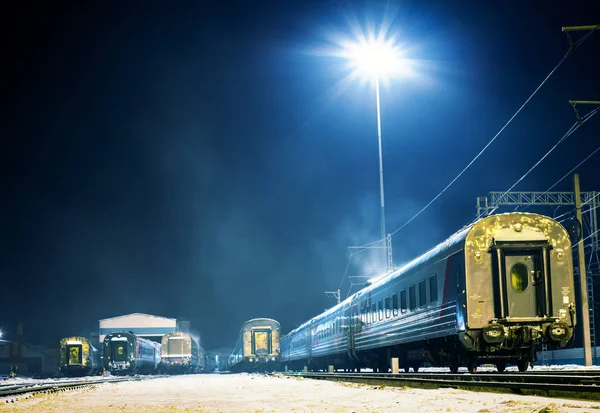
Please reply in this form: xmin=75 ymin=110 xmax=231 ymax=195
xmin=228 ymin=318 xmax=280 ymax=372
xmin=59 ymin=336 xmax=101 ymax=376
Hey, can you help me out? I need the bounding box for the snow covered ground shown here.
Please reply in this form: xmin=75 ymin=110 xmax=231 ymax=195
xmin=2 ymin=372 xmax=599 ymax=413
xmin=406 ymin=364 xmax=600 ymax=373
xmin=1 ymin=363 xmax=599 ymax=387
xmin=0 ymin=375 xmax=116 ymax=387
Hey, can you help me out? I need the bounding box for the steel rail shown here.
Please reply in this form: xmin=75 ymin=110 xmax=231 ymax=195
xmin=0 ymin=375 xmax=159 ymax=401
xmin=280 ymin=371 xmax=600 ymax=400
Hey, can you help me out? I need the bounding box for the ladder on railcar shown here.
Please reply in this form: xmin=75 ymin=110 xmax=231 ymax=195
xmin=540 ymin=343 xmax=548 ymax=366
xmin=587 ymin=272 xmax=597 ymax=364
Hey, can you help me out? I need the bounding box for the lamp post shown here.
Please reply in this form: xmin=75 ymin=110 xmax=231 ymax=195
xmin=345 ymin=38 xmax=405 ymax=273
xmin=375 ymin=76 xmax=387 ymax=271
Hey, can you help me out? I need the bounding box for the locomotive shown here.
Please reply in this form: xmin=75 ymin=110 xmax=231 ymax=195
xmin=160 ymin=331 xmax=207 ymax=374
xmin=280 ymin=212 xmax=576 ymax=373
xmin=228 ymin=318 xmax=281 ymax=372
xmin=59 ymin=336 xmax=101 ymax=376
xmin=103 ymin=331 xmax=161 ymax=374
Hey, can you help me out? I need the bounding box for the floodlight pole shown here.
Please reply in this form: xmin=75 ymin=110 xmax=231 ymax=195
xmin=375 ymin=76 xmax=388 ymax=272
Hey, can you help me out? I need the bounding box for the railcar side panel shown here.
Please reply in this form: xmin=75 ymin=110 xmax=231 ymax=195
xmin=280 ymin=213 xmax=576 ymax=373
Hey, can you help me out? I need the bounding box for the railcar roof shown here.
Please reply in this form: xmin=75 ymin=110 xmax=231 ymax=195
xmin=244 ymin=318 xmax=280 ymax=325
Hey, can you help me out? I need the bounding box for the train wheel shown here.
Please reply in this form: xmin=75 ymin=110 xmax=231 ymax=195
xmin=495 ymin=362 xmax=506 ymax=373
xmin=517 ymin=359 xmax=528 ymax=372
xmin=449 ymin=363 xmax=459 ymax=373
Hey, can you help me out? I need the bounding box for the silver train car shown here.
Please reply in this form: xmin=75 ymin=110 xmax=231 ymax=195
xmin=160 ymin=332 xmax=207 ymax=374
xmin=103 ymin=331 xmax=161 ymax=375
xmin=228 ymin=318 xmax=281 ymax=372
xmin=281 ymin=212 xmax=576 ymax=373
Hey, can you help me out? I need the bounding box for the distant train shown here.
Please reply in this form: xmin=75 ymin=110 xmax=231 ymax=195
xmin=228 ymin=318 xmax=281 ymax=372
xmin=280 ymin=212 xmax=576 ymax=373
xmin=160 ymin=331 xmax=207 ymax=374
xmin=59 ymin=336 xmax=101 ymax=376
xmin=103 ymin=331 xmax=161 ymax=374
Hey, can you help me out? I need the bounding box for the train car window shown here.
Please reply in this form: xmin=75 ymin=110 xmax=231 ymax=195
xmin=378 ymin=300 xmax=383 ymax=321
xmin=419 ymin=280 xmax=426 ymax=307
xmin=409 ymin=285 xmax=416 ymax=310
xmin=430 ymin=274 xmax=438 ymax=302
xmin=392 ymin=294 xmax=399 ymax=316
xmin=360 ymin=301 xmax=365 ymax=324
xmin=372 ymin=303 xmax=376 ymax=323
xmin=400 ymin=290 xmax=407 ymax=313
xmin=385 ymin=297 xmax=391 ymax=318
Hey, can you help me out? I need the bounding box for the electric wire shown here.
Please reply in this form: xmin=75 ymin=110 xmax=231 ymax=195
xmin=354 ymin=25 xmax=599 ymax=248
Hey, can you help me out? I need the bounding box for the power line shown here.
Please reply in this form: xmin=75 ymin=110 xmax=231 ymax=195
xmin=353 ymin=25 xmax=599 ymax=247
xmin=516 ymin=144 xmax=600 ymax=212
xmin=337 ymin=245 xmax=373 ymax=291
xmin=554 ymin=193 xmax=600 ymax=222
xmin=486 ymin=107 xmax=600 ymax=218
xmin=578 ymin=226 xmax=600 ymax=246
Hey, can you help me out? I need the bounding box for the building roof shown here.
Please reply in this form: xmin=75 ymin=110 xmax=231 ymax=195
xmin=98 ymin=312 xmax=177 ymax=322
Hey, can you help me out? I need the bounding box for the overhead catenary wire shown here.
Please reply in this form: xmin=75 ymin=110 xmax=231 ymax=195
xmin=485 ymin=106 xmax=600 ymax=218
xmin=353 ymin=24 xmax=599 ymax=248
xmin=515 ymin=144 xmax=600 ymax=213
xmin=576 ymin=226 xmax=600 ymax=247
xmin=553 ymin=192 xmax=600 ymax=223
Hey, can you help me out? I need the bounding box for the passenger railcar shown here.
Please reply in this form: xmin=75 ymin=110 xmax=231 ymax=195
xmin=103 ymin=331 xmax=161 ymax=375
xmin=59 ymin=336 xmax=101 ymax=376
xmin=228 ymin=318 xmax=280 ymax=372
xmin=160 ymin=332 xmax=207 ymax=374
xmin=280 ymin=213 xmax=576 ymax=373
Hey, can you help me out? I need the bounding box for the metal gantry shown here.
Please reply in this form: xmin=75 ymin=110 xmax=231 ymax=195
xmin=476 ymin=182 xmax=600 ymax=366
xmin=325 ymin=289 xmax=341 ymax=305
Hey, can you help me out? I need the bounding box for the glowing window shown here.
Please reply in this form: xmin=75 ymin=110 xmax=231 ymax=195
xmin=510 ymin=263 xmax=529 ymax=292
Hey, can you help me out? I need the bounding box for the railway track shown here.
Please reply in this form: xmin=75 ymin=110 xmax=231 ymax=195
xmin=281 ymin=371 xmax=600 ymax=401
xmin=0 ymin=376 xmax=154 ymax=404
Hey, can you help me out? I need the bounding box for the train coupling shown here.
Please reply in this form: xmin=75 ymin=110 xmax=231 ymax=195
xmin=482 ymin=323 xmax=543 ymax=347
xmin=547 ymin=321 xmax=571 ymax=344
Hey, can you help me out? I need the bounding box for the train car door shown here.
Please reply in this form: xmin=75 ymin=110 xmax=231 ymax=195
xmin=111 ymin=337 xmax=129 ymax=363
xmin=252 ymin=329 xmax=271 ymax=356
xmin=67 ymin=342 xmax=82 ymax=365
xmin=504 ymin=252 xmax=539 ymax=317
xmin=494 ymin=242 xmax=548 ymax=318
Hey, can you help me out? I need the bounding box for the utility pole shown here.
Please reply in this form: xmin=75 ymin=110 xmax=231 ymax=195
xmin=574 ymin=173 xmax=592 ymax=366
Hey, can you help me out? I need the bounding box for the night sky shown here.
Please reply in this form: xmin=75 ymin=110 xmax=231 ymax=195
xmin=2 ymin=0 xmax=599 ymax=350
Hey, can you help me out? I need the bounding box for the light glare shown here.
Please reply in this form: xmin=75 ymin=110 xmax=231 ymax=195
xmin=344 ymin=39 xmax=406 ymax=80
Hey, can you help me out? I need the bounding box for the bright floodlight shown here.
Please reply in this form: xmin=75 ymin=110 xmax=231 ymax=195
xmin=346 ymin=39 xmax=403 ymax=79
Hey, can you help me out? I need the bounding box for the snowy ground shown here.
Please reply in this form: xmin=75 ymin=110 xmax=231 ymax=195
xmin=1 ymin=363 xmax=599 ymax=387
xmin=0 ymin=375 xmax=119 ymax=387
xmin=1 ymin=373 xmax=599 ymax=413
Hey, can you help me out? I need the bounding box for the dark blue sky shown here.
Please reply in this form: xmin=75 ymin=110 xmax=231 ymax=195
xmin=2 ymin=0 xmax=599 ymax=349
